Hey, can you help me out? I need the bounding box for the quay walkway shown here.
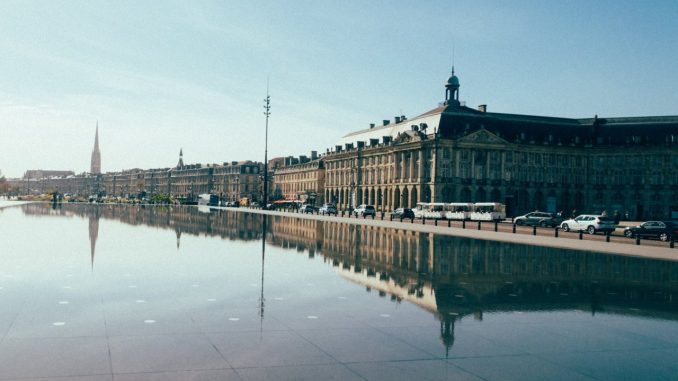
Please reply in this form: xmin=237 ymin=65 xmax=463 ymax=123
xmin=231 ymin=206 xmax=678 ymax=262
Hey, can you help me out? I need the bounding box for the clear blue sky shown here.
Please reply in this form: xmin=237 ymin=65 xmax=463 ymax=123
xmin=1 ymin=0 xmax=677 ymax=178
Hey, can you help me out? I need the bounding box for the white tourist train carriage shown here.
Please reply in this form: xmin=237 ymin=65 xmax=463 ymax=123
xmin=470 ymin=202 xmax=506 ymax=222
xmin=444 ymin=202 xmax=473 ymax=220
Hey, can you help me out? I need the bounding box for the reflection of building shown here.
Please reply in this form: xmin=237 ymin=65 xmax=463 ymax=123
xmin=273 ymin=152 xmax=324 ymax=205
xmin=324 ymin=69 xmax=678 ymax=219
xmin=22 ymin=203 xmax=678 ymax=353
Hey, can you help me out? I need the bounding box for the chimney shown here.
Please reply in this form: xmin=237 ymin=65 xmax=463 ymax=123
xmin=357 ymin=141 xmax=365 ymax=148
xmin=345 ymin=143 xmax=353 ymax=150
xmin=478 ymin=104 xmax=487 ymax=112
xmin=369 ymin=123 xmax=375 ymax=129
xmin=369 ymin=138 xmax=379 ymax=146
xmin=401 ymin=115 xmax=406 ymax=121
xmin=383 ymin=136 xmax=392 ymax=144
xmin=383 ymin=119 xmax=390 ymax=126
xmin=311 ymin=151 xmax=318 ymax=160
xmin=335 ymin=145 xmax=342 ymax=152
xmin=395 ymin=116 xmax=401 ymax=123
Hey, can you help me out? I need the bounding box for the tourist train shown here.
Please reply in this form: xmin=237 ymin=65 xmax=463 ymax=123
xmin=414 ymin=202 xmax=506 ymax=222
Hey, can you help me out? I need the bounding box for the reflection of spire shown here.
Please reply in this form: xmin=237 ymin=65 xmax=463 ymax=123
xmin=88 ymin=206 xmax=101 ymax=269
xmin=176 ymin=229 xmax=181 ymax=250
xmin=259 ymin=215 xmax=267 ymax=338
xmin=439 ymin=315 xmax=455 ymax=358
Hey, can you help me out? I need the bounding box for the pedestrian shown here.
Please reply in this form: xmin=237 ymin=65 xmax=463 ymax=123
xmin=613 ymin=211 xmax=620 ymax=225
xmin=571 ymin=209 xmax=578 ymax=219
xmin=601 ymin=209 xmax=608 ymax=217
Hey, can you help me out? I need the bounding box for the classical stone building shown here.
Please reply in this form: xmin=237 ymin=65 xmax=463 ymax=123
xmin=324 ymin=69 xmax=678 ymax=219
xmin=213 ymin=160 xmax=264 ymax=203
xmin=272 ymin=152 xmax=325 ymax=205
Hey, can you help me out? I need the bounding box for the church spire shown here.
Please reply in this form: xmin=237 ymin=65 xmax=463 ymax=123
xmin=90 ymin=122 xmax=101 ymax=174
xmin=176 ymin=148 xmax=184 ymax=169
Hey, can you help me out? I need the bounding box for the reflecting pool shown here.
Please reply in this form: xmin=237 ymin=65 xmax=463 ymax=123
xmin=0 ymin=203 xmax=677 ymax=380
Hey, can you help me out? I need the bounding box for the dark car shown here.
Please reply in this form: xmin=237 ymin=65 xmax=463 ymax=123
xmin=300 ymin=204 xmax=318 ymax=214
xmin=392 ymin=208 xmax=414 ymax=219
xmin=354 ymin=204 xmax=376 ymax=218
xmin=623 ymin=221 xmax=678 ymax=241
xmin=319 ymin=203 xmax=338 ymax=215
xmin=513 ymin=211 xmax=563 ymax=227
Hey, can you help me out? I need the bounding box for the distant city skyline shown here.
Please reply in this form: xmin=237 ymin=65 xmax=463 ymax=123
xmin=1 ymin=1 xmax=678 ymax=178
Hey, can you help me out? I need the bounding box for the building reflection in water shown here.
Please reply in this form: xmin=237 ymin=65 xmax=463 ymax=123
xmin=22 ymin=203 xmax=678 ymax=354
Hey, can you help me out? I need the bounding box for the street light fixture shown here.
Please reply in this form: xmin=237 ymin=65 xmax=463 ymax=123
xmin=263 ymin=81 xmax=271 ymax=207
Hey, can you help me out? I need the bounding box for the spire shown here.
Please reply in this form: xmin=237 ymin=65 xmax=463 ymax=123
xmin=176 ymin=148 xmax=184 ymax=169
xmin=94 ymin=121 xmax=99 ymax=150
xmin=90 ymin=122 xmax=101 ymax=174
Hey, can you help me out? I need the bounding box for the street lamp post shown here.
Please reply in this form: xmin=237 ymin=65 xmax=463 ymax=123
xmin=263 ymin=82 xmax=271 ymax=208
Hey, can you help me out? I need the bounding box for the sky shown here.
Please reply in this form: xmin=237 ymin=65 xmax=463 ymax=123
xmin=1 ymin=0 xmax=677 ymax=178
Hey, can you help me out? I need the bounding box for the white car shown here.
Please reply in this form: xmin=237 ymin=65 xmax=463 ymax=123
xmin=560 ymin=215 xmax=617 ymax=235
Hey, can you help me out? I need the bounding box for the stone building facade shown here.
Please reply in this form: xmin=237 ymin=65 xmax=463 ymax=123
xmin=324 ymin=70 xmax=678 ymax=219
xmin=272 ymin=153 xmax=325 ymax=205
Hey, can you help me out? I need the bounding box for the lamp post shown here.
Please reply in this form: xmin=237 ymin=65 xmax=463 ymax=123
xmin=263 ymin=82 xmax=271 ymax=208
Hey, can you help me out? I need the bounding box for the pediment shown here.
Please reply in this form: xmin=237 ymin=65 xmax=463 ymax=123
xmin=457 ymin=129 xmax=508 ymax=145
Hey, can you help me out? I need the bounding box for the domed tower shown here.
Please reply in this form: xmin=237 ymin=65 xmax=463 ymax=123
xmin=445 ymin=67 xmax=460 ymax=106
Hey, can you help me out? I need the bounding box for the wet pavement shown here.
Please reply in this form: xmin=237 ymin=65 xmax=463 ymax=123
xmin=0 ymin=203 xmax=676 ymax=380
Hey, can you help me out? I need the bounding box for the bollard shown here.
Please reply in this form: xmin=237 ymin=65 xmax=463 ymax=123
xmin=390 ymin=214 xmax=393 ymax=221
xmin=448 ymin=219 xmax=451 ymax=228
xmin=400 ymin=216 xmax=404 ymax=222
xmin=380 ymin=212 xmax=384 ymax=220
xmin=341 ymin=211 xmax=344 ymax=217
xmin=434 ymin=219 xmax=438 ymax=226
xmin=463 ymin=220 xmax=466 ymax=229
xmin=371 ymin=214 xmax=374 ymax=220
xmin=636 ymin=235 xmax=640 ymax=245
xmin=512 ymin=223 xmax=516 ymax=233
xmin=670 ymin=237 xmax=674 ymax=248
xmin=532 ymin=226 xmax=537 ymax=236
xmin=555 ymin=227 xmax=559 ymax=238
xmin=579 ymin=230 xmax=583 ymax=240
xmin=494 ymin=221 xmax=498 ymax=232
xmin=606 ymin=231 xmax=610 ymax=242
xmin=411 ymin=217 xmax=414 ymax=223
xmin=422 ymin=217 xmax=426 ymax=225
xmin=477 ymin=221 xmax=481 ymax=230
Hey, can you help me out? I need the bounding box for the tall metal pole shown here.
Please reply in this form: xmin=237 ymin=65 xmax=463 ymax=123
xmin=263 ymin=79 xmax=271 ymax=207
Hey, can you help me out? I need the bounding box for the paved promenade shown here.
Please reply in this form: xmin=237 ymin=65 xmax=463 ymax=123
xmin=234 ymin=207 xmax=678 ymax=262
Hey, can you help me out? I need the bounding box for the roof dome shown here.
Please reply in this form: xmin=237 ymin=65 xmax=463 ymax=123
xmin=446 ymin=67 xmax=459 ymax=87
xmin=447 ymin=74 xmax=459 ymax=86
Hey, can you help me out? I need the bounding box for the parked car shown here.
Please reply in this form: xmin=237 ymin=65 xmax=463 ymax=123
xmin=392 ymin=208 xmax=415 ymax=219
xmin=222 ymin=201 xmax=239 ymax=207
xmin=560 ymin=215 xmax=617 ymax=234
xmin=623 ymin=221 xmax=678 ymax=241
xmin=262 ymin=203 xmax=275 ymax=210
xmin=300 ymin=204 xmax=318 ymax=214
xmin=319 ymin=203 xmax=338 ymax=215
xmin=513 ymin=211 xmax=563 ymax=227
xmin=354 ymin=204 xmax=376 ymax=218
